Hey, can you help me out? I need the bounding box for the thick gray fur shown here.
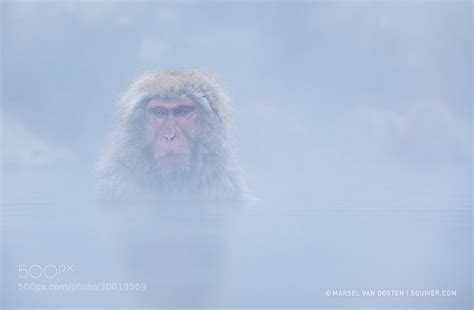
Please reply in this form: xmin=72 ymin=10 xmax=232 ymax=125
xmin=97 ymin=69 xmax=249 ymax=202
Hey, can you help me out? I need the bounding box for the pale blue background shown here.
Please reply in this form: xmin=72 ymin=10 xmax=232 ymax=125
xmin=1 ymin=1 xmax=472 ymax=309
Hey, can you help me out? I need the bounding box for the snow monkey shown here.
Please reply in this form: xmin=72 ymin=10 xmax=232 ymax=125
xmin=97 ymin=69 xmax=247 ymax=202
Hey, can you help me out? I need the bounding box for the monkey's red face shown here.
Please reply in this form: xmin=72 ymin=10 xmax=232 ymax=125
xmin=145 ymin=97 xmax=198 ymax=169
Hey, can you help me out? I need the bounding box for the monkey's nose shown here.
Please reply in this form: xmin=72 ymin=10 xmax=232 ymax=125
xmin=164 ymin=132 xmax=176 ymax=141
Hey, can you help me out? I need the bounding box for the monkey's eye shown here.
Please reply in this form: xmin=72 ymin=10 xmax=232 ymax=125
xmin=174 ymin=107 xmax=193 ymax=117
xmin=151 ymin=108 xmax=169 ymax=117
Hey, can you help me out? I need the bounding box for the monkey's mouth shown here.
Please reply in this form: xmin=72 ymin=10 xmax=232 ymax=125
xmin=158 ymin=153 xmax=190 ymax=167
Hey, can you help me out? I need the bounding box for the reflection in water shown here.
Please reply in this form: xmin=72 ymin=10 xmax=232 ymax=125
xmin=2 ymin=200 xmax=240 ymax=308
xmin=1 ymin=196 xmax=471 ymax=308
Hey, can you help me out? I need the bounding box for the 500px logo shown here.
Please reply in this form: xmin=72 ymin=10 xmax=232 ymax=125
xmin=18 ymin=264 xmax=74 ymax=279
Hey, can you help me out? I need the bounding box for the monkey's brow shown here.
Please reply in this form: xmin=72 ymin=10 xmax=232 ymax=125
xmin=161 ymin=105 xmax=191 ymax=114
xmin=173 ymin=105 xmax=195 ymax=110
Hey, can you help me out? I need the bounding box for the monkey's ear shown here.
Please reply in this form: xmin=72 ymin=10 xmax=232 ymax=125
xmin=192 ymin=94 xmax=212 ymax=112
xmin=197 ymin=93 xmax=219 ymax=117
xmin=125 ymin=94 xmax=151 ymax=117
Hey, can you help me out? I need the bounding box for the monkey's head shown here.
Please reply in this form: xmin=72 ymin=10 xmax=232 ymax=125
xmin=98 ymin=69 xmax=244 ymax=201
xmin=121 ymin=70 xmax=230 ymax=177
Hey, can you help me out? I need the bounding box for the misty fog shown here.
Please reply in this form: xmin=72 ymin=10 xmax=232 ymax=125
xmin=1 ymin=1 xmax=472 ymax=309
